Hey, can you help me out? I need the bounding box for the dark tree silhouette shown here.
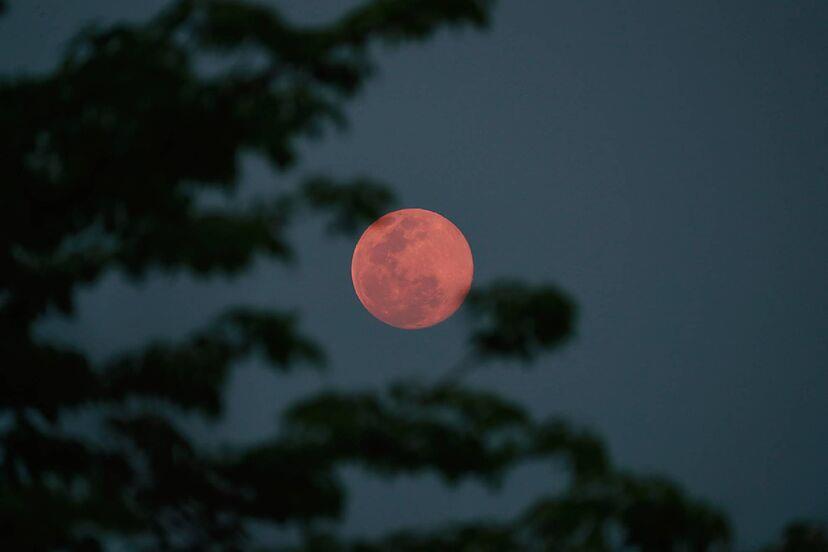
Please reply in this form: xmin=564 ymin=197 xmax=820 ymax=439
xmin=0 ymin=1 xmax=812 ymax=550
xmin=760 ymin=522 xmax=828 ymax=552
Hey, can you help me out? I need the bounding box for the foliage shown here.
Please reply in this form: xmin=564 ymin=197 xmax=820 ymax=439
xmin=0 ymin=1 xmax=814 ymax=550
xmin=760 ymin=522 xmax=828 ymax=552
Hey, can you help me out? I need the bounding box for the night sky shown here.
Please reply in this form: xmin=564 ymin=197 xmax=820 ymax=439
xmin=3 ymin=1 xmax=827 ymax=548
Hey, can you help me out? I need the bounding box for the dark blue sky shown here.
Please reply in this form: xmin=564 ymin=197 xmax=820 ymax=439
xmin=3 ymin=1 xmax=827 ymax=548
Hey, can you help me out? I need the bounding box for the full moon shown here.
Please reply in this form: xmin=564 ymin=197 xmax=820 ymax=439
xmin=351 ymin=208 xmax=474 ymax=330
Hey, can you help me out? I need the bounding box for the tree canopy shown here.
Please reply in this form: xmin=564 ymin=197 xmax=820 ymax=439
xmin=0 ymin=1 xmax=822 ymax=550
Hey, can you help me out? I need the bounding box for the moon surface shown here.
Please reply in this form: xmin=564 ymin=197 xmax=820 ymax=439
xmin=351 ymin=208 xmax=474 ymax=329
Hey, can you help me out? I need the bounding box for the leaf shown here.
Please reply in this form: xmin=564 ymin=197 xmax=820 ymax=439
xmin=104 ymin=307 xmax=323 ymax=416
xmin=0 ymin=485 xmax=134 ymax=550
xmin=760 ymin=521 xmax=828 ymax=552
xmin=282 ymin=381 xmax=606 ymax=486
xmin=302 ymin=175 xmax=396 ymax=236
xmin=218 ymin=307 xmax=326 ymax=368
xmin=117 ymin=202 xmax=295 ymax=277
xmin=616 ymin=474 xmax=731 ymax=551
xmin=336 ymin=0 xmax=495 ymax=45
xmin=466 ymin=280 xmax=576 ymax=362
xmin=0 ymin=338 xmax=99 ymax=421
xmin=218 ymin=442 xmax=344 ymax=523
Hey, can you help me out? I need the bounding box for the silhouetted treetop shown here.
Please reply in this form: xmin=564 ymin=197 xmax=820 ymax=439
xmin=760 ymin=522 xmax=828 ymax=552
xmin=0 ymin=1 xmax=778 ymax=550
xmin=466 ymin=280 xmax=576 ymax=363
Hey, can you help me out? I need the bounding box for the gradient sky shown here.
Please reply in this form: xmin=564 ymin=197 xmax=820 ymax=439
xmin=3 ymin=1 xmax=827 ymax=548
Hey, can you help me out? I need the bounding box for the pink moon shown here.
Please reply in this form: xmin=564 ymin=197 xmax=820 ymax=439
xmin=351 ymin=208 xmax=474 ymax=329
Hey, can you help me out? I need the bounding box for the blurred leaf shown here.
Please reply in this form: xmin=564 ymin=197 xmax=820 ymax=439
xmin=283 ymin=383 xmax=528 ymax=483
xmin=219 ymin=442 xmax=343 ymax=523
xmin=337 ymin=0 xmax=495 ymax=45
xmin=0 ymin=337 xmax=98 ymax=421
xmin=533 ymin=419 xmax=610 ymax=483
xmin=284 ymin=470 xmax=731 ymax=552
xmin=616 ymin=474 xmax=731 ymax=551
xmin=219 ymin=307 xmax=326 ymax=368
xmin=388 ymin=380 xmax=529 ymax=432
xmin=106 ymin=413 xmax=247 ymax=547
xmin=117 ymin=203 xmax=295 ymax=276
xmin=3 ymin=420 xmax=101 ymax=484
xmin=0 ymin=424 xmax=141 ymax=549
xmin=284 ymin=381 xmax=605 ymax=486
xmin=467 ymin=279 xmax=576 ymax=362
xmin=0 ymin=485 xmax=133 ymax=551
xmin=347 ymin=522 xmax=520 ymax=552
xmin=521 ymin=494 xmax=615 ymax=551
xmin=761 ymin=521 xmax=828 ymax=552
xmin=302 ymin=175 xmax=396 ymax=236
xmin=104 ymin=307 xmax=323 ymax=416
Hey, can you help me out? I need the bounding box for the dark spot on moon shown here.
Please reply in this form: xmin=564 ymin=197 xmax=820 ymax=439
xmin=400 ymin=216 xmax=423 ymax=230
xmin=368 ymin=224 xmax=409 ymax=266
xmin=383 ymin=275 xmax=443 ymax=327
xmin=358 ymin=259 xmax=444 ymax=327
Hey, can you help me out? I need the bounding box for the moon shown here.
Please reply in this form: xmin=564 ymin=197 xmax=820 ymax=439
xmin=351 ymin=208 xmax=474 ymax=330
